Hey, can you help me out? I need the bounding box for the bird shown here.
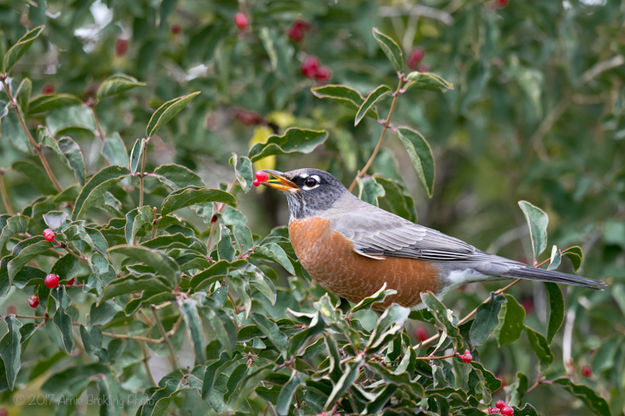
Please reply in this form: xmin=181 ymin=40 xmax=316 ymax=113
xmin=259 ymin=168 xmax=607 ymax=309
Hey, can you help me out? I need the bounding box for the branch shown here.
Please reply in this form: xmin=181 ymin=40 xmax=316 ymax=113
xmin=151 ymin=304 xmax=179 ymax=370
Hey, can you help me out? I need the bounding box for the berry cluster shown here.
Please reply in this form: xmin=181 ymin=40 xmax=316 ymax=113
xmin=300 ymin=57 xmax=331 ymax=83
xmin=288 ymin=20 xmax=311 ymax=43
xmin=457 ymin=349 xmax=472 ymax=363
xmin=488 ymin=400 xmax=514 ymax=415
xmin=253 ymin=170 xmax=269 ymax=187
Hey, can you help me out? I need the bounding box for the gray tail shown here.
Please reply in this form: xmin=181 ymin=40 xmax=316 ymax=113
xmin=500 ymin=265 xmax=606 ymax=289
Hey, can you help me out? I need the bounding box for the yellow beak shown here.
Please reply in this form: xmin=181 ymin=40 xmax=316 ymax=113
xmin=261 ymin=169 xmax=298 ymax=192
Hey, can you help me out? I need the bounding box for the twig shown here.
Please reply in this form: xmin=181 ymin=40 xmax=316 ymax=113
xmin=151 ymin=304 xmax=179 ymax=370
xmin=348 ymin=75 xmax=404 ymax=192
xmin=1 ymin=77 xmax=62 ymax=192
xmin=0 ymin=170 xmax=13 ymax=215
xmin=140 ymin=341 xmax=157 ymax=386
xmin=414 ymin=351 xmax=457 ymax=361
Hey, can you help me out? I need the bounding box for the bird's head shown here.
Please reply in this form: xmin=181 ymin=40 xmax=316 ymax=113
xmin=260 ymin=168 xmax=349 ymax=219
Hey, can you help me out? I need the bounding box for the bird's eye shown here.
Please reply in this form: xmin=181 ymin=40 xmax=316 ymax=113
xmin=303 ymin=176 xmax=318 ymax=188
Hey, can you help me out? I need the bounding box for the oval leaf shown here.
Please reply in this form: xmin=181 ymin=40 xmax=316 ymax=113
xmin=495 ymin=294 xmax=526 ymax=346
xmin=396 ymin=127 xmax=435 ymax=197
xmin=161 ymin=186 xmax=235 ymax=216
xmin=470 ymin=293 xmax=505 ymax=345
xmin=518 ymin=200 xmax=549 ymax=260
xmin=108 ymin=244 xmax=179 ymax=284
xmin=58 ymin=136 xmax=86 ymax=184
xmin=96 ymin=73 xmax=146 ymax=100
xmin=311 ymin=84 xmax=377 ymax=117
xmin=545 ymin=282 xmax=564 ymax=343
xmin=129 ymin=137 xmax=146 ymax=174
xmin=146 ymin=91 xmax=200 ymax=137
xmin=406 ymin=71 xmax=454 ymax=92
xmin=248 ymin=128 xmax=328 ymax=162
xmin=3 ymin=25 xmax=45 ymax=74
xmin=372 ymin=28 xmax=404 ymax=72
xmin=72 ymin=165 xmax=130 ymax=220
xmin=355 ymin=84 xmax=391 ymax=126
xmin=28 ymin=93 xmax=82 ymax=114
xmin=0 ymin=315 xmax=23 ymax=390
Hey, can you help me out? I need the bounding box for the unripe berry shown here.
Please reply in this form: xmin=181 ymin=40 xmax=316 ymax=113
xmin=28 ymin=295 xmax=39 ymax=308
xmin=234 ymin=12 xmax=249 ymax=30
xmin=43 ymin=228 xmax=55 ymax=242
xmin=495 ymin=400 xmax=506 ymax=410
xmin=44 ymin=273 xmax=59 ymax=289
xmin=501 ymin=406 xmax=514 ymax=416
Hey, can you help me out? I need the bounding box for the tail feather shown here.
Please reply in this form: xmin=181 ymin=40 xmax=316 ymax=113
xmin=500 ymin=265 xmax=606 ymax=289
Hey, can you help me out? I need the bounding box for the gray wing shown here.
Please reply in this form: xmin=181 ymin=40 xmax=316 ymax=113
xmin=326 ymin=199 xmax=487 ymax=262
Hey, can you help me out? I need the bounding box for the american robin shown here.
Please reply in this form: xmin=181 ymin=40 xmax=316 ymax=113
xmin=260 ymin=168 xmax=606 ymax=308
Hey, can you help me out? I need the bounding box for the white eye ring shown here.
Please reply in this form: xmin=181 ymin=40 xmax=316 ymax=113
xmin=302 ymin=174 xmax=321 ymax=190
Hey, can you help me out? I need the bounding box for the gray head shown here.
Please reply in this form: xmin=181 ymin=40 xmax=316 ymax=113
xmin=261 ymin=168 xmax=349 ymax=219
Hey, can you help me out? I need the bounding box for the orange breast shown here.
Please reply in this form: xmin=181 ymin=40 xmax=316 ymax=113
xmin=288 ymin=217 xmax=441 ymax=309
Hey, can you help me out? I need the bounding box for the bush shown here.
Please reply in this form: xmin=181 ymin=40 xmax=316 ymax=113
xmin=0 ymin=1 xmax=623 ymax=415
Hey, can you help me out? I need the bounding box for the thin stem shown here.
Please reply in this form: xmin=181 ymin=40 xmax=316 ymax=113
xmin=348 ymin=75 xmax=404 ymax=192
xmin=0 ymin=171 xmax=13 ymax=215
xmin=1 ymin=78 xmax=63 ymax=192
xmin=414 ymin=352 xmax=457 ymax=361
xmin=139 ymin=137 xmax=149 ymax=207
xmin=140 ymin=341 xmax=157 ymax=386
xmin=151 ymin=304 xmax=179 ymax=370
xmin=88 ymin=102 xmax=109 ymax=166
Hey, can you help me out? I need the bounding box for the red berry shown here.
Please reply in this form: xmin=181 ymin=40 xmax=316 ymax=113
xmin=407 ymin=48 xmax=425 ymax=69
xmin=495 ymin=400 xmax=506 ymax=410
xmin=66 ymin=278 xmax=75 ymax=286
xmin=255 ymin=170 xmax=269 ymax=182
xmin=171 ymin=24 xmax=181 ymax=35
xmin=314 ymin=66 xmax=331 ymax=83
xmin=497 ymin=0 xmax=508 ymax=7
xmin=501 ymin=406 xmax=514 ymax=416
xmin=234 ymin=109 xmax=262 ymax=125
xmin=42 ymin=84 xmax=55 ymax=94
xmin=300 ymin=56 xmax=320 ymax=78
xmin=414 ymin=327 xmax=428 ymax=342
xmin=458 ymin=349 xmax=472 ymax=363
xmin=288 ymin=20 xmax=310 ymax=42
xmin=210 ymin=214 xmax=218 ymax=223
xmin=253 ymin=179 xmax=261 ymax=187
xmin=116 ymin=38 xmax=128 ymax=56
xmin=234 ymin=12 xmax=249 ymax=30
xmin=581 ymin=364 xmax=592 ymax=378
xmin=43 ymin=228 xmax=55 ymax=242
xmin=45 ymin=273 xmax=59 ymax=289
xmin=0 ymin=408 xmax=7 ymax=416
xmin=28 ymin=295 xmax=39 ymax=308
xmin=488 ymin=408 xmax=500 ymax=414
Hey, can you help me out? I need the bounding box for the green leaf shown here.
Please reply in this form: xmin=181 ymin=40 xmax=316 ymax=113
xmin=367 ymin=304 xmax=411 ymax=351
xmin=547 ymin=244 xmax=561 ymax=270
xmin=53 ymin=288 xmax=74 ymax=352
xmin=495 ymin=294 xmax=526 ymax=346
xmin=562 ymin=245 xmax=583 ymax=271
xmin=230 ymin=154 xmax=254 ymax=192
xmin=0 ymin=315 xmax=22 ymax=390
xmin=3 ymin=25 xmax=45 ymax=74
xmin=553 ymin=377 xmax=611 ymax=416
xmin=420 ymin=292 xmax=460 ymax=339
xmin=129 ymin=137 xmax=146 ymax=174
xmin=11 ymin=160 xmax=57 ymax=195
xmin=125 ymin=206 xmax=155 ymax=245
xmin=351 ymin=283 xmax=397 ymax=313
xmin=355 ymin=84 xmax=391 ymax=126
xmin=518 ymin=200 xmax=549 ymax=260
xmin=525 ymin=326 xmax=553 ymax=367
xmin=161 ymin=186 xmax=236 ymax=215
xmin=15 ymin=78 xmax=32 ymax=113
xmin=376 ymin=176 xmax=416 ymax=222
xmin=102 ymin=133 xmax=129 ymax=167
xmin=396 ymin=127 xmax=435 ymax=197
xmin=406 ymin=71 xmax=454 ymax=91
xmin=311 ymin=84 xmax=365 ymax=111
xmin=7 ymin=240 xmax=51 ymax=283
xmin=96 ymin=73 xmax=146 ymax=100
xmin=179 ymin=298 xmax=206 ymax=364
xmin=470 ymin=293 xmax=505 ymax=345
xmin=41 ymin=363 xmax=109 ymax=399
xmin=276 ymin=370 xmax=302 ymax=416
xmin=358 ymin=176 xmax=385 ymax=205
xmin=253 ymin=242 xmax=295 ymax=274
xmin=146 ymin=91 xmax=201 ymax=137
xmin=189 ymin=260 xmax=243 ymax=291
xmin=0 ymin=215 xmax=29 ymax=252
xmin=100 ymin=274 xmax=172 ymax=303
xmin=248 ymin=128 xmax=328 ymax=162
xmin=28 ymin=93 xmax=82 ymax=114
xmin=108 ymin=245 xmax=179 ymax=285
xmin=252 ymin=313 xmax=289 ymax=357
xmin=545 ymin=282 xmax=564 ymax=343
xmin=58 ymin=136 xmax=86 ymax=184
xmin=372 ymin=28 xmax=404 ymax=72
xmin=72 ymin=165 xmax=130 ymax=220
xmin=324 ymin=355 xmax=364 ymax=410
xmin=508 ymin=372 xmax=530 ymax=406
xmin=154 ymin=163 xmax=203 ymax=190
